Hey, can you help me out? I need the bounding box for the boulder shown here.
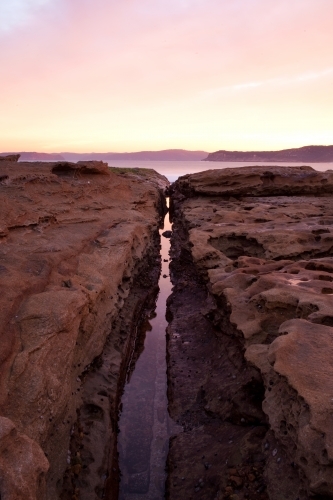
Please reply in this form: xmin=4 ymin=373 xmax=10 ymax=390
xmin=0 ymin=154 xmax=20 ymax=162
xmin=173 ymin=165 xmax=333 ymax=197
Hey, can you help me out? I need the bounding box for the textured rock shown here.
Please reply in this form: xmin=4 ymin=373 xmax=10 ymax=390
xmin=246 ymin=319 xmax=333 ymax=497
xmin=169 ymin=166 xmax=333 ymax=499
xmin=0 ymin=417 xmax=49 ymax=500
xmin=175 ymin=165 xmax=333 ymax=197
xmin=0 ymin=159 xmax=168 ymax=499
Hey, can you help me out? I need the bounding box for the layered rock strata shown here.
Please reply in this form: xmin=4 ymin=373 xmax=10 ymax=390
xmin=167 ymin=166 xmax=333 ymax=499
xmin=0 ymin=157 xmax=168 ymax=499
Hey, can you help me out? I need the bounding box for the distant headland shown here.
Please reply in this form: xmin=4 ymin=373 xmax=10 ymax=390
xmin=3 ymin=146 xmax=333 ymax=163
xmin=204 ymin=145 xmax=333 ymax=162
xmin=1 ymin=149 xmax=208 ymax=162
xmin=61 ymin=149 xmax=208 ymax=162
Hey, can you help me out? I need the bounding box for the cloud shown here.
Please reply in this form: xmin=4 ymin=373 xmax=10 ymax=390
xmin=0 ymin=0 xmax=54 ymax=34
xmin=204 ymin=67 xmax=333 ymax=96
xmin=295 ymin=68 xmax=333 ymax=82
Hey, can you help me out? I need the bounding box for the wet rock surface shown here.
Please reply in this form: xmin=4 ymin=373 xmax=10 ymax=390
xmin=167 ymin=166 xmax=333 ymax=500
xmin=166 ymin=207 xmax=270 ymax=500
xmin=0 ymin=158 xmax=168 ymax=499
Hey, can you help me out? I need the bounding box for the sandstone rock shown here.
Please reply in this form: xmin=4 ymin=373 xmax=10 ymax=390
xmin=174 ymin=165 xmax=333 ymax=197
xmin=246 ymin=319 xmax=333 ymax=496
xmin=0 ymin=160 xmax=168 ymax=499
xmin=0 ymin=417 xmax=49 ymax=500
xmin=169 ymin=166 xmax=333 ymax=499
xmin=52 ymin=160 xmax=110 ymax=176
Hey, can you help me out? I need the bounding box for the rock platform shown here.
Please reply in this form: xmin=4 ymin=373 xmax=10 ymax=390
xmin=2 ymin=159 xmax=333 ymax=500
xmin=167 ymin=165 xmax=333 ymax=500
xmin=0 ymin=156 xmax=168 ymax=499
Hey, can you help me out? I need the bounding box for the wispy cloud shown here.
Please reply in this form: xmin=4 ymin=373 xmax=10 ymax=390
xmin=204 ymin=67 xmax=333 ymax=96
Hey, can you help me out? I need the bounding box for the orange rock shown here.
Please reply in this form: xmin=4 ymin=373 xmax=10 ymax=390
xmin=0 ymin=160 xmax=168 ymax=499
xmin=171 ymin=166 xmax=333 ymax=498
xmin=174 ymin=165 xmax=333 ymax=197
xmin=0 ymin=417 xmax=49 ymax=499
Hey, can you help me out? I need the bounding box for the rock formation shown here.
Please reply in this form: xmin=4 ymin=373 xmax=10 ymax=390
xmin=0 ymin=154 xmax=20 ymax=163
xmin=0 ymin=158 xmax=168 ymax=499
xmin=2 ymin=158 xmax=333 ymax=500
xmin=167 ymin=165 xmax=333 ymax=499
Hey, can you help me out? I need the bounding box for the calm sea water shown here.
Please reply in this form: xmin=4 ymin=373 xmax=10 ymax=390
xmin=118 ymin=201 xmax=179 ymax=499
xmin=107 ymin=160 xmax=333 ymax=182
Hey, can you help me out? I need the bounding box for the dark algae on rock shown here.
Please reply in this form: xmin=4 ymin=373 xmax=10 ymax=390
xmin=166 ymin=166 xmax=333 ymax=500
xmin=166 ymin=181 xmax=270 ymax=500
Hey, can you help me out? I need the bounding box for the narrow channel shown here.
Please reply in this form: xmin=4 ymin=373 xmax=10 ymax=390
xmin=118 ymin=199 xmax=174 ymax=499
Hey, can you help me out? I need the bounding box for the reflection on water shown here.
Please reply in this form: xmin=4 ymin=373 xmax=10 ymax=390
xmin=118 ymin=201 xmax=175 ymax=500
xmin=287 ymin=278 xmax=306 ymax=286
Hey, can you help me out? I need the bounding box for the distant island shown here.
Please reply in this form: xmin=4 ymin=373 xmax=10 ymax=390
xmin=204 ymin=145 xmax=333 ymax=162
xmin=61 ymin=149 xmax=208 ymax=162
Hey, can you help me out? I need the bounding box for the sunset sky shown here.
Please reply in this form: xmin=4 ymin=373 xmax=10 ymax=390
xmin=1 ymin=0 xmax=332 ymax=153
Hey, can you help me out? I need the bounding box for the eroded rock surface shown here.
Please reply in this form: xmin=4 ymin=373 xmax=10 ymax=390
xmin=176 ymin=165 xmax=333 ymax=197
xmin=0 ymin=158 xmax=168 ymax=499
xmin=168 ymin=166 xmax=333 ymax=499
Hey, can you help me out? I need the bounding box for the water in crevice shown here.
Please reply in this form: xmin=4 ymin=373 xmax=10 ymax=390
xmin=118 ymin=200 xmax=175 ymax=499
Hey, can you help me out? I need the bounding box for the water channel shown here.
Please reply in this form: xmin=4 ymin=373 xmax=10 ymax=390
xmin=118 ymin=200 xmax=176 ymax=500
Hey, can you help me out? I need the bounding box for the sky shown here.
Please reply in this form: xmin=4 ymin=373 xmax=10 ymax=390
xmin=1 ymin=0 xmax=333 ymax=153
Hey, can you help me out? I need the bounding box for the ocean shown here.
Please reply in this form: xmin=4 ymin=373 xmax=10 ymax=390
xmin=106 ymin=160 xmax=333 ymax=182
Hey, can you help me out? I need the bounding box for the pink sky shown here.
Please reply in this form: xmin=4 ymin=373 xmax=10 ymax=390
xmin=1 ymin=0 xmax=333 ymax=153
